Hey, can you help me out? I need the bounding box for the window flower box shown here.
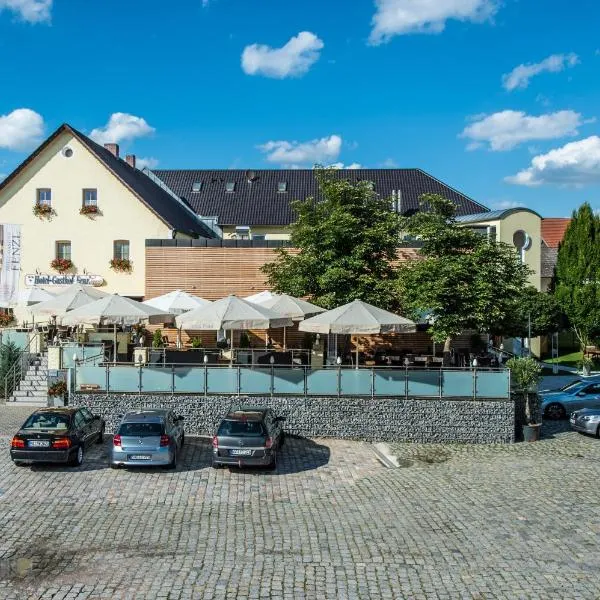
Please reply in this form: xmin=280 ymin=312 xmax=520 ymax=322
xmin=110 ymin=258 xmax=132 ymax=273
xmin=33 ymin=203 xmax=53 ymax=218
xmin=48 ymin=380 xmax=67 ymax=397
xmin=80 ymin=205 xmax=99 ymax=216
xmin=51 ymin=258 xmax=73 ymax=273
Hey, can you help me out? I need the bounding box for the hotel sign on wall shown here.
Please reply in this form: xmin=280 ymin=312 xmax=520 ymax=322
xmin=24 ymin=274 xmax=104 ymax=287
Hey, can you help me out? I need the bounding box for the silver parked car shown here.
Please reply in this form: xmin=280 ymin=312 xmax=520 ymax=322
xmin=570 ymin=408 xmax=600 ymax=437
xmin=541 ymin=380 xmax=600 ymax=419
xmin=110 ymin=409 xmax=184 ymax=469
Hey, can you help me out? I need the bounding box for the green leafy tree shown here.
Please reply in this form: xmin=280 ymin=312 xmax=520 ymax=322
xmin=0 ymin=341 xmax=21 ymax=397
xmin=554 ymin=202 xmax=600 ymax=351
xmin=490 ymin=286 xmax=565 ymax=339
xmin=397 ymin=194 xmax=531 ymax=358
xmin=262 ymin=169 xmax=403 ymax=310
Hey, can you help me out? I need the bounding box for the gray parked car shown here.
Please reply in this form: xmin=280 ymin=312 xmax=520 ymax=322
xmin=570 ymin=408 xmax=600 ymax=437
xmin=110 ymin=409 xmax=184 ymax=469
xmin=541 ymin=380 xmax=600 ymax=419
xmin=212 ymin=406 xmax=285 ymax=469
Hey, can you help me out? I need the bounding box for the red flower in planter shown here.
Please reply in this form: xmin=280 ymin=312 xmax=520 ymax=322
xmin=80 ymin=205 xmax=99 ymax=216
xmin=0 ymin=312 xmax=15 ymax=327
xmin=51 ymin=258 xmax=73 ymax=273
xmin=33 ymin=203 xmax=53 ymax=218
xmin=109 ymin=258 xmax=132 ymax=273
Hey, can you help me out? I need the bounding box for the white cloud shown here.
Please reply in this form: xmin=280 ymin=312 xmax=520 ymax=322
xmin=90 ymin=113 xmax=155 ymax=145
xmin=0 ymin=108 xmax=44 ymax=151
xmin=502 ymin=53 xmax=579 ymax=91
xmin=381 ymin=157 xmax=398 ymax=168
xmin=241 ymin=31 xmax=324 ymax=78
xmin=136 ymin=157 xmax=159 ymax=170
xmin=506 ymin=136 xmax=600 ymax=187
xmin=328 ymin=162 xmax=363 ymax=169
xmin=460 ymin=110 xmax=584 ymax=151
xmin=0 ymin=173 xmax=6 ymax=181
xmin=258 ymin=134 xmax=342 ymax=166
xmin=369 ymin=0 xmax=497 ymax=45
xmin=0 ymin=0 xmax=51 ymax=23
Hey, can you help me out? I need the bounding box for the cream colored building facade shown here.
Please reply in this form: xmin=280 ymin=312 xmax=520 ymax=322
xmin=0 ymin=124 xmax=212 ymax=323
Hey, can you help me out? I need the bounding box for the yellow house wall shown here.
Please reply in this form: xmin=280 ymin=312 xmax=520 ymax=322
xmin=0 ymin=131 xmax=176 ymax=322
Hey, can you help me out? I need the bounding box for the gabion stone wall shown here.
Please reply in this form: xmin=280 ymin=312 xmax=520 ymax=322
xmin=71 ymin=394 xmax=516 ymax=444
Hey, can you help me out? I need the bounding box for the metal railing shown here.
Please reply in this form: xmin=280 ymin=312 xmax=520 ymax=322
xmin=74 ymin=364 xmax=511 ymax=399
xmin=2 ymin=333 xmax=39 ymax=402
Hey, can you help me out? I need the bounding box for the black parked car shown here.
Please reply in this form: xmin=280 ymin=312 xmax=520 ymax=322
xmin=212 ymin=406 xmax=285 ymax=469
xmin=10 ymin=407 xmax=105 ymax=467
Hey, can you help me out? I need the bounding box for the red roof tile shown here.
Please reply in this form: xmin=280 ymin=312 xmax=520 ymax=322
xmin=542 ymin=218 xmax=571 ymax=248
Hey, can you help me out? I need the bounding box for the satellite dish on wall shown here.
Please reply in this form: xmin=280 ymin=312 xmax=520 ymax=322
xmin=513 ymin=230 xmax=531 ymax=251
xmin=62 ymin=146 xmax=73 ymax=158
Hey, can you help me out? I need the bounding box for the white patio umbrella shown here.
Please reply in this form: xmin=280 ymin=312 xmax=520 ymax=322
xmin=259 ymin=294 xmax=326 ymax=350
xmin=18 ymin=286 xmax=55 ymax=306
xmin=143 ymin=289 xmax=211 ymax=315
xmin=30 ymin=283 xmax=109 ymax=317
xmin=299 ymin=299 xmax=416 ymax=368
xmin=176 ymin=295 xmax=293 ymax=364
xmin=244 ymin=290 xmax=275 ymax=304
xmin=60 ymin=294 xmax=174 ymax=361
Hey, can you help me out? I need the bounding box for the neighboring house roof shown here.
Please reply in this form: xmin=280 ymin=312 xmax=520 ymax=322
xmin=541 ymin=218 xmax=571 ymax=248
xmin=541 ymin=243 xmax=558 ymax=279
xmin=455 ymin=207 xmax=542 ymax=224
xmin=151 ymin=168 xmax=489 ymax=226
xmin=0 ymin=124 xmax=215 ymax=239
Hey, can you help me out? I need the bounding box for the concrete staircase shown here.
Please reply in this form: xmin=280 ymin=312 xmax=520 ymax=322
xmin=9 ymin=353 xmax=48 ymax=407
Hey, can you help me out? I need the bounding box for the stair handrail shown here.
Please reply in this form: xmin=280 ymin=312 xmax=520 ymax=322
xmin=2 ymin=332 xmax=40 ymax=402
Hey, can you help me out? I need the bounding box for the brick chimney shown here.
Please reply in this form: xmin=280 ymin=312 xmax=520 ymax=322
xmin=125 ymin=154 xmax=136 ymax=169
xmin=104 ymin=143 xmax=119 ymax=158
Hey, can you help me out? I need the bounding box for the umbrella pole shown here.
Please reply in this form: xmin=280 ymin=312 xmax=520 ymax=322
xmin=230 ymin=330 xmax=233 ymax=367
xmin=356 ymin=336 xmax=359 ymax=370
xmin=283 ymin=326 xmax=286 ymax=351
xmin=114 ymin=323 xmax=117 ymax=363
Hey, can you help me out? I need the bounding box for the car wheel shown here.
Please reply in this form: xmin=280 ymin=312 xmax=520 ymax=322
xmin=212 ymin=460 xmax=222 ymax=469
xmin=96 ymin=425 xmax=105 ymax=444
xmin=597 ymin=424 xmax=600 ymax=439
xmin=278 ymin=433 xmax=285 ymax=449
xmin=13 ymin=460 xmax=27 ymax=467
xmin=545 ymin=402 xmax=566 ymax=420
xmin=70 ymin=445 xmax=84 ymax=467
xmin=109 ymin=462 xmax=119 ymax=469
xmin=180 ymin=433 xmax=185 ymax=448
xmin=268 ymin=451 xmax=277 ymax=470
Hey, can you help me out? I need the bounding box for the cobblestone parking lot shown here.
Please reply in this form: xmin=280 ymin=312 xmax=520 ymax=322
xmin=1 ymin=405 xmax=600 ymax=599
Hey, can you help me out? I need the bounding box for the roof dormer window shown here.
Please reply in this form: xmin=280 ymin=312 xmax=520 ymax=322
xmin=225 ymin=182 xmax=235 ymax=193
xmin=192 ymin=182 xmax=202 ymax=193
xmin=277 ymin=181 xmax=287 ymax=193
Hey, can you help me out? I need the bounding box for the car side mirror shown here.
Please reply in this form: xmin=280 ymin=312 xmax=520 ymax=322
xmin=577 ymin=392 xmax=586 ymax=397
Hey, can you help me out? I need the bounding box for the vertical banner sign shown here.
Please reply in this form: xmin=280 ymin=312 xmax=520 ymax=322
xmin=0 ymin=224 xmax=22 ymax=307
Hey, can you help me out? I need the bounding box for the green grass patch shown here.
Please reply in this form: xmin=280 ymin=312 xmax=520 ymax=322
xmin=545 ymin=351 xmax=582 ymax=369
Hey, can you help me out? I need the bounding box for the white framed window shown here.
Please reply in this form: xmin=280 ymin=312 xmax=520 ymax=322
xmin=114 ymin=240 xmax=130 ymax=260
xmin=277 ymin=182 xmax=287 ymax=193
xmin=83 ymin=189 xmax=97 ymax=207
xmin=225 ymin=182 xmax=235 ymax=193
xmin=37 ymin=189 xmax=51 ymax=206
xmin=234 ymin=226 xmax=250 ymax=240
xmin=192 ymin=182 xmax=202 ymax=193
xmin=56 ymin=241 xmax=71 ymax=261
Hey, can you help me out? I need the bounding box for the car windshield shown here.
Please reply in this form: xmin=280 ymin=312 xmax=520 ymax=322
xmin=218 ymin=420 xmax=265 ymax=437
xmin=22 ymin=413 xmax=70 ymax=430
xmin=118 ymin=422 xmax=163 ymax=436
xmin=560 ymin=380 xmax=583 ymax=392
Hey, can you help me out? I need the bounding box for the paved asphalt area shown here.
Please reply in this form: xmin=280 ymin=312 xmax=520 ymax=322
xmin=1 ymin=405 xmax=600 ymax=599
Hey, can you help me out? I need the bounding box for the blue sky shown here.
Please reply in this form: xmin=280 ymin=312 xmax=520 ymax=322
xmin=0 ymin=0 xmax=599 ymax=217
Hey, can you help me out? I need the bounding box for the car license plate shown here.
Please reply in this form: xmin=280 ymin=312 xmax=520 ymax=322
xmin=128 ymin=454 xmax=151 ymax=460
xmin=28 ymin=440 xmax=50 ymax=447
xmin=230 ymin=449 xmax=252 ymax=456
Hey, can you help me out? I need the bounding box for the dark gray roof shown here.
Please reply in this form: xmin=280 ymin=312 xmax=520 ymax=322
xmin=541 ymin=243 xmax=558 ymax=279
xmin=151 ymin=168 xmax=489 ymax=226
xmin=70 ymin=128 xmax=215 ymax=238
xmin=0 ymin=124 xmax=215 ymax=239
xmin=456 ymin=207 xmax=542 ymax=224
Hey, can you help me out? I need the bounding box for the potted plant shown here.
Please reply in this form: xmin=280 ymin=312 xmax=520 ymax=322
xmin=33 ymin=203 xmax=53 ymax=218
xmin=152 ymin=329 xmax=163 ymax=349
xmin=109 ymin=258 xmax=132 ymax=273
xmin=80 ymin=205 xmax=99 ymax=216
xmin=579 ymin=355 xmax=593 ymax=377
xmin=506 ymin=356 xmax=543 ymax=442
xmin=50 ymin=258 xmax=73 ymax=273
xmin=48 ymin=380 xmax=68 ymax=406
xmin=191 ymin=337 xmax=203 ymax=349
xmin=0 ymin=312 xmax=15 ymax=327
